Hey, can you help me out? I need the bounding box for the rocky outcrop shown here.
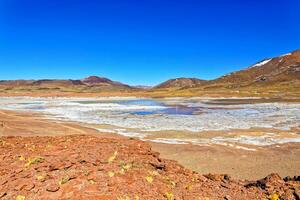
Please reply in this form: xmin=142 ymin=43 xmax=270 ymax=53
xmin=0 ymin=135 xmax=299 ymax=200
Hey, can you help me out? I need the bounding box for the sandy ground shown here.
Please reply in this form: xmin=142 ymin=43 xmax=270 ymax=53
xmin=151 ymin=142 xmax=300 ymax=180
xmin=0 ymin=109 xmax=299 ymax=180
xmin=0 ymin=110 xmax=101 ymax=137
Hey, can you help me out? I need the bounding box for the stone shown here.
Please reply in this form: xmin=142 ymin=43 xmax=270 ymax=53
xmin=46 ymin=182 xmax=60 ymax=192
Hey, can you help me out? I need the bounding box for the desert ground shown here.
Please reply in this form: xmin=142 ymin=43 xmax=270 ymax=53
xmin=0 ymin=108 xmax=300 ymax=199
xmin=0 ymin=109 xmax=299 ymax=181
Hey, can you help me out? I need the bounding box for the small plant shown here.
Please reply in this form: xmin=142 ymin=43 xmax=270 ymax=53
xmin=269 ymin=194 xmax=279 ymax=200
xmin=19 ymin=155 xmax=25 ymax=161
xmin=36 ymin=175 xmax=46 ymax=182
xmin=59 ymin=176 xmax=70 ymax=185
xmin=185 ymin=184 xmax=193 ymax=190
xmin=164 ymin=192 xmax=174 ymax=200
xmin=119 ymin=163 xmax=132 ymax=174
xmin=24 ymin=156 xmax=44 ymax=167
xmin=46 ymin=143 xmax=52 ymax=149
xmin=163 ymin=176 xmax=176 ymax=187
xmin=117 ymin=196 xmax=130 ymax=200
xmin=148 ymin=170 xmax=159 ymax=176
xmin=169 ymin=180 xmax=176 ymax=187
xmin=108 ymin=171 xmax=115 ymax=177
xmin=122 ymin=163 xmax=132 ymax=171
xmin=16 ymin=195 xmax=25 ymax=200
xmin=146 ymin=176 xmax=153 ymax=184
xmin=108 ymin=151 xmax=118 ymax=163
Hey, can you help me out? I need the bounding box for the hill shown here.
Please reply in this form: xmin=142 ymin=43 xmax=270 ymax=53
xmin=82 ymin=76 xmax=130 ymax=87
xmin=155 ymin=50 xmax=300 ymax=98
xmin=154 ymin=78 xmax=207 ymax=89
xmin=209 ymin=50 xmax=300 ymax=88
xmin=0 ymin=76 xmax=133 ymax=96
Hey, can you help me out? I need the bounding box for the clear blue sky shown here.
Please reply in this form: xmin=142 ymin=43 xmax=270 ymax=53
xmin=0 ymin=0 xmax=299 ymax=86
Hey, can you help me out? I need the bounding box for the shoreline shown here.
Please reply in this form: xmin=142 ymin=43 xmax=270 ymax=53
xmin=1 ymin=89 xmax=300 ymax=99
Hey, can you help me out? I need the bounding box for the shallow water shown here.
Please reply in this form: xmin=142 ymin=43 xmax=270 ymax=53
xmin=0 ymin=97 xmax=299 ymax=147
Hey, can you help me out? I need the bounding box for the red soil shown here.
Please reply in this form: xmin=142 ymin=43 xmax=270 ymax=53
xmin=0 ymin=135 xmax=299 ymax=200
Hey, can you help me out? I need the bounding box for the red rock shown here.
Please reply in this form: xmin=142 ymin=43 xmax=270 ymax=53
xmin=46 ymin=181 xmax=60 ymax=192
xmin=0 ymin=179 xmax=8 ymax=186
xmin=0 ymin=135 xmax=299 ymax=200
xmin=0 ymin=192 xmax=7 ymax=198
xmin=24 ymin=183 xmax=35 ymax=191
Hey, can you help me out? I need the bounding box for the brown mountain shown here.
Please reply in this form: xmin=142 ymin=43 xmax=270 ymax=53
xmin=154 ymin=78 xmax=207 ymax=89
xmin=31 ymin=79 xmax=84 ymax=87
xmin=0 ymin=80 xmax=34 ymax=86
xmin=208 ymin=50 xmax=300 ymax=88
xmin=0 ymin=50 xmax=299 ymax=97
xmin=82 ymin=76 xmax=129 ymax=87
xmin=0 ymin=79 xmax=83 ymax=88
xmin=0 ymin=76 xmax=132 ymax=94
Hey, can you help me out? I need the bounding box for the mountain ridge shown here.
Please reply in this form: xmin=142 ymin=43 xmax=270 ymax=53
xmin=207 ymin=49 xmax=300 ymax=88
xmin=0 ymin=49 xmax=299 ymax=97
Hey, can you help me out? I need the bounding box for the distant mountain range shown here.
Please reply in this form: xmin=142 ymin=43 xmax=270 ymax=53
xmin=0 ymin=49 xmax=299 ymax=97
xmin=0 ymin=76 xmax=132 ymax=94
xmin=0 ymin=76 xmax=130 ymax=87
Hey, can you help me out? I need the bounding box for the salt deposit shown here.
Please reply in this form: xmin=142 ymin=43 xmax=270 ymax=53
xmin=0 ymin=97 xmax=299 ymax=146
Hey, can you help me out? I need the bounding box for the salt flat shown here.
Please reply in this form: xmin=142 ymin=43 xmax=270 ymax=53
xmin=0 ymin=97 xmax=299 ymax=148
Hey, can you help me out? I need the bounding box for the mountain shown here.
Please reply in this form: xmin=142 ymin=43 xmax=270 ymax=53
xmin=81 ymin=76 xmax=129 ymax=87
xmin=154 ymin=78 xmax=207 ymax=89
xmin=150 ymin=50 xmax=300 ymax=97
xmin=0 ymin=80 xmax=34 ymax=87
xmin=0 ymin=76 xmax=132 ymax=94
xmin=208 ymin=50 xmax=300 ymax=88
xmin=0 ymin=50 xmax=299 ymax=97
xmin=31 ymin=79 xmax=84 ymax=87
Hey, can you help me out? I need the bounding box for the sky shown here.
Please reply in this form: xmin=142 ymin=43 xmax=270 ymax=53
xmin=0 ymin=0 xmax=299 ymax=86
